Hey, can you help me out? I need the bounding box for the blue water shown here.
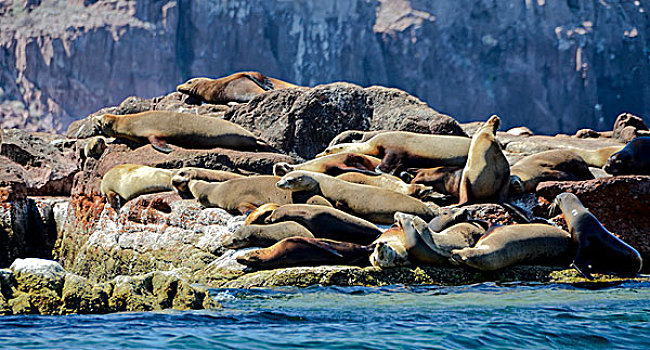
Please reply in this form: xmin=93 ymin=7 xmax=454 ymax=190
xmin=1 ymin=282 xmax=649 ymax=349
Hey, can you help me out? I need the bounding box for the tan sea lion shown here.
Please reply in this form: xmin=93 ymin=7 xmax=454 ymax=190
xmin=222 ymin=221 xmax=315 ymax=249
xmin=397 ymin=212 xmax=448 ymax=266
xmin=94 ymin=111 xmax=269 ymax=154
xmin=566 ymin=145 xmax=624 ymax=168
xmin=551 ymin=193 xmax=642 ymax=279
xmin=245 ymin=203 xmax=281 ymax=225
xmin=328 ymin=130 xmax=385 ymax=147
xmin=236 ymin=237 xmax=373 ymax=270
xmin=427 ymin=207 xmax=470 ymax=232
xmin=176 ymin=71 xmax=298 ymax=104
xmin=273 ymin=153 xmax=381 ymax=176
xmin=316 ymin=131 xmax=471 ymax=175
xmin=458 ymin=115 xmax=510 ymax=205
xmin=509 ymin=150 xmax=594 ymax=194
xmin=265 ymin=204 xmax=382 ymax=245
xmin=100 ymin=164 xmax=174 ymax=209
xmin=603 ymin=136 xmax=650 ymax=175
xmin=336 ymin=172 xmax=433 ymax=198
xmin=276 ymin=171 xmax=437 ymax=224
xmin=370 ymin=226 xmax=410 ymax=268
xmin=171 ymin=167 xmax=245 ymax=197
xmin=450 ymin=224 xmax=573 ymax=271
xmin=188 ymin=176 xmax=314 ymax=213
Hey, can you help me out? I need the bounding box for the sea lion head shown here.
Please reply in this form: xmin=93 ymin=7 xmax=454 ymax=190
xmin=394 ymin=211 xmax=428 ymax=236
xmin=222 ymin=226 xmax=253 ymax=250
xmin=509 ymin=175 xmax=525 ymax=194
xmin=549 ymin=192 xmax=585 ymax=223
xmin=482 ymin=114 xmax=501 ymax=135
xmin=273 ymin=162 xmax=295 ymax=176
xmin=603 ymin=149 xmax=633 ymax=175
xmin=176 ymin=77 xmax=211 ymax=96
xmin=170 ymin=168 xmax=198 ymax=197
xmin=370 ymin=241 xmax=399 ymax=268
xmin=276 ymin=171 xmax=319 ymax=192
xmin=315 ymin=144 xmax=347 ymax=158
xmin=93 ymin=114 xmax=117 ymax=137
xmin=235 ymin=249 xmax=265 ymax=268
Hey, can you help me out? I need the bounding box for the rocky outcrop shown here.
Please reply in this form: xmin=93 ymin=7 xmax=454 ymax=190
xmin=0 ymin=258 xmax=219 ymax=315
xmin=1 ymin=0 xmax=648 ymax=135
xmin=225 ymin=82 xmax=465 ymax=158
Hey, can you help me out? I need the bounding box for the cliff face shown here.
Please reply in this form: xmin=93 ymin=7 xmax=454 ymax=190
xmin=0 ymin=0 xmax=648 ymax=134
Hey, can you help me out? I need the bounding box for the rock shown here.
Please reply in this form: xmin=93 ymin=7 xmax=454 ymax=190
xmin=226 ymin=83 xmax=465 ymax=158
xmin=536 ymin=176 xmax=650 ymax=272
xmin=60 ymin=273 xmax=110 ymax=315
xmin=612 ymin=113 xmax=649 ymax=143
xmin=9 ymin=258 xmax=65 ymax=315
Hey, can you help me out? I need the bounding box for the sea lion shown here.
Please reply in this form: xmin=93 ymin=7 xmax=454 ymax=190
xmin=188 ymin=176 xmax=305 ymax=213
xmin=316 ymin=131 xmax=471 ymax=175
xmin=245 ymin=203 xmax=281 ymax=225
xmin=509 ymin=150 xmax=594 ymax=194
xmin=397 ymin=212 xmax=448 ymax=266
xmin=566 ymin=145 xmax=624 ymax=168
xmin=409 ymin=166 xmax=463 ymax=198
xmin=273 ymin=153 xmax=381 ymax=177
xmin=427 ymin=207 xmax=470 ymax=232
xmin=171 ymin=167 xmax=245 ymax=197
xmin=236 ymin=237 xmax=373 ymax=270
xmin=265 ymin=204 xmax=382 ymax=245
xmin=336 ymin=172 xmax=433 ymax=198
xmin=426 ymin=221 xmax=489 ymax=258
xmin=276 ymin=171 xmax=437 ymax=224
xmin=328 ymin=130 xmax=385 ymax=147
xmin=369 ymin=226 xmax=410 ymax=268
xmin=603 ymin=136 xmax=650 ymax=175
xmin=94 ymin=111 xmax=268 ymax=154
xmin=450 ymin=224 xmax=573 ymax=271
xmin=176 ymin=71 xmax=298 ymax=104
xmin=82 ymin=136 xmax=107 ymax=159
xmin=222 ymin=221 xmax=314 ymax=249
xmin=100 ymin=164 xmax=174 ymax=209
xmin=551 ymin=192 xmax=643 ymax=279
xmin=506 ymin=127 xmax=533 ymax=136
xmin=458 ymin=115 xmax=510 ymax=205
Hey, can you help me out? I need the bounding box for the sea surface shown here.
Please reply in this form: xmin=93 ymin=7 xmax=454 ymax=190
xmin=1 ymin=282 xmax=649 ymax=349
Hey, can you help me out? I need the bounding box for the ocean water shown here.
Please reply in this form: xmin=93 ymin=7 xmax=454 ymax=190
xmin=1 ymin=282 xmax=649 ymax=349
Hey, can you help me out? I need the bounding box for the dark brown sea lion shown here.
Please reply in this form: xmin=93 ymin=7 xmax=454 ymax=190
xmin=236 ymin=237 xmax=373 ymax=270
xmin=458 ymin=115 xmax=510 ymax=205
xmin=328 ymin=130 xmax=385 ymax=147
xmin=176 ymin=71 xmax=298 ymax=104
xmin=273 ymin=153 xmax=381 ymax=177
xmin=509 ymin=150 xmax=594 ymax=194
xmin=409 ymin=166 xmax=463 ymax=198
xmin=603 ymin=136 xmax=650 ymax=175
xmin=336 ymin=172 xmax=433 ymax=198
xmin=265 ymin=204 xmax=382 ymax=245
xmin=101 ymin=164 xmax=174 ymax=209
xmin=171 ymin=167 xmax=245 ymax=197
xmin=222 ymin=221 xmax=315 ymax=249
xmin=94 ymin=111 xmax=268 ymax=154
xmin=275 ymin=171 xmax=437 ymax=224
xmin=316 ymin=131 xmax=470 ymax=175
xmin=450 ymin=224 xmax=573 ymax=271
xmin=551 ymin=192 xmax=643 ymax=279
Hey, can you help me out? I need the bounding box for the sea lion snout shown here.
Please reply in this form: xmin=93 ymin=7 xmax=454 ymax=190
xmin=276 ymin=178 xmax=292 ymax=189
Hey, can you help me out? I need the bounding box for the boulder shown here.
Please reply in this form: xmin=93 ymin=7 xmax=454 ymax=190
xmin=612 ymin=113 xmax=649 ymax=143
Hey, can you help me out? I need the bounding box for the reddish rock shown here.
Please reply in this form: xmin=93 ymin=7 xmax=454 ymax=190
xmin=536 ymin=176 xmax=650 ymax=272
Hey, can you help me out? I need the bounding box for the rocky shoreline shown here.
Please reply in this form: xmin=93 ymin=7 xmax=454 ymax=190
xmin=1 ymin=82 xmax=648 ymax=315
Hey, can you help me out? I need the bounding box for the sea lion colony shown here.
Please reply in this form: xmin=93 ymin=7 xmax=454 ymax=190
xmin=97 ymin=71 xmax=646 ymax=279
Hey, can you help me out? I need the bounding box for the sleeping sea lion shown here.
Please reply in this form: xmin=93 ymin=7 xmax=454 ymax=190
xmin=94 ymin=111 xmax=268 ymax=154
xmin=273 ymin=153 xmax=381 ymax=176
xmin=245 ymin=203 xmax=281 ymax=225
xmin=509 ymin=150 xmax=594 ymax=194
xmin=369 ymin=226 xmax=410 ymax=268
xmin=566 ymin=145 xmax=624 ymax=168
xmin=188 ymin=176 xmax=314 ymax=213
xmin=458 ymin=115 xmax=510 ymax=205
xmin=328 ymin=130 xmax=385 ymax=147
xmin=450 ymin=224 xmax=573 ymax=271
xmin=316 ymin=131 xmax=470 ymax=175
xmin=264 ymin=204 xmax=382 ymax=245
xmin=397 ymin=212 xmax=448 ymax=266
xmin=409 ymin=166 xmax=463 ymax=198
xmin=236 ymin=237 xmax=373 ymax=270
xmin=551 ymin=192 xmax=642 ymax=279
xmin=603 ymin=136 xmax=650 ymax=175
xmin=176 ymin=71 xmax=298 ymax=104
xmin=101 ymin=164 xmax=174 ymax=209
xmin=171 ymin=167 xmax=245 ymax=197
xmin=276 ymin=171 xmax=437 ymax=224
xmin=336 ymin=172 xmax=433 ymax=198
xmin=222 ymin=221 xmax=314 ymax=249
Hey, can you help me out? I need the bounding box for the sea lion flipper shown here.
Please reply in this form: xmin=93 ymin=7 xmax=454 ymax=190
xmin=237 ymin=202 xmax=258 ymax=215
xmin=571 ymin=261 xmax=594 ymax=280
xmin=147 ymin=135 xmax=173 ymax=153
xmin=244 ymin=72 xmax=274 ymax=91
xmin=301 ymin=240 xmax=344 ymax=258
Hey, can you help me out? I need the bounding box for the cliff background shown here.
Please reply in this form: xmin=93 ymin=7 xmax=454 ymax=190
xmin=0 ymin=0 xmax=648 ymax=134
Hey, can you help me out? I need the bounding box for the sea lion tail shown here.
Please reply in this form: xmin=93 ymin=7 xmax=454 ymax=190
xmin=245 ymin=72 xmax=274 ymax=91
